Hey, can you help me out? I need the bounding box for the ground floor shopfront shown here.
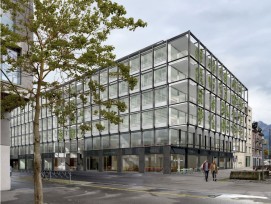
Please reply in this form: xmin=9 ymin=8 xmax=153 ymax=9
xmin=13 ymin=146 xmax=233 ymax=173
xmin=84 ymin=146 xmax=233 ymax=174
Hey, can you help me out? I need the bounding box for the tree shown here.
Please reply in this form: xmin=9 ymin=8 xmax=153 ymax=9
xmin=1 ymin=0 xmax=146 ymax=203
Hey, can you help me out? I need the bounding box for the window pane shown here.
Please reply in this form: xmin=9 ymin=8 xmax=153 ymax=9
xmin=155 ymin=87 xmax=167 ymax=107
xmin=141 ymin=51 xmax=152 ymax=71
xmin=155 ymin=129 xmax=168 ymax=145
xmin=142 ymin=91 xmax=153 ymax=110
xmin=141 ymin=72 xmax=153 ymax=90
xmin=130 ymin=94 xmax=140 ymax=112
xmin=154 ymin=45 xmax=166 ymax=66
xmin=130 ymin=56 xmax=140 ymax=74
xmin=110 ymin=134 xmax=119 ymax=148
xmin=154 ymin=66 xmax=167 ymax=86
xmin=155 ymin=108 xmax=168 ymax=127
xmin=142 ymin=111 xmax=153 ymax=129
xmin=130 ymin=113 xmax=140 ymax=131
xmin=143 ymin=130 xmax=154 ymax=146
xmin=120 ymin=133 xmax=130 ymax=148
xmin=131 ymin=132 xmax=142 ymax=147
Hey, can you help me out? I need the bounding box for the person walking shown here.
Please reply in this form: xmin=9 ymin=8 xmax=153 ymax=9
xmin=201 ymin=160 xmax=210 ymax=182
xmin=210 ymin=160 xmax=218 ymax=181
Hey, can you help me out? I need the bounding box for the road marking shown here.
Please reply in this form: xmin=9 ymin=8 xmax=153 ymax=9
xmin=216 ymin=194 xmax=269 ymax=200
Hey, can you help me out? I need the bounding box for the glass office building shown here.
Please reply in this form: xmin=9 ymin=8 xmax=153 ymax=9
xmin=10 ymin=31 xmax=248 ymax=173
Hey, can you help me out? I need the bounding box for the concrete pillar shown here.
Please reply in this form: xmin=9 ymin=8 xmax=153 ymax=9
xmin=117 ymin=149 xmax=122 ymax=173
xmin=98 ymin=150 xmax=104 ymax=172
xmin=163 ymin=146 xmax=171 ymax=174
xmin=1 ymin=112 xmax=11 ymax=191
xmin=138 ymin=148 xmax=145 ymax=173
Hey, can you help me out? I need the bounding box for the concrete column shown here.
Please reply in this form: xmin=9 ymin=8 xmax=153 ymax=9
xmin=1 ymin=113 xmax=11 ymax=191
xmin=163 ymin=146 xmax=171 ymax=174
xmin=138 ymin=148 xmax=145 ymax=173
xmin=117 ymin=149 xmax=122 ymax=173
xmin=98 ymin=150 xmax=104 ymax=172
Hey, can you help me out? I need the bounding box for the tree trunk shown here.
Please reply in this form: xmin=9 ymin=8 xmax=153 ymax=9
xmin=33 ymin=82 xmax=43 ymax=204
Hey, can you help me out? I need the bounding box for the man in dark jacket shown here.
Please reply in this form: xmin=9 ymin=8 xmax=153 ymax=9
xmin=202 ymin=160 xmax=210 ymax=182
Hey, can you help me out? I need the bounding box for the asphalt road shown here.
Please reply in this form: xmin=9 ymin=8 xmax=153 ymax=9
xmin=1 ymin=171 xmax=271 ymax=204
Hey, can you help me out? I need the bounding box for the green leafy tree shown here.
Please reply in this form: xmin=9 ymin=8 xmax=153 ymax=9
xmin=1 ymin=1 xmax=146 ymax=203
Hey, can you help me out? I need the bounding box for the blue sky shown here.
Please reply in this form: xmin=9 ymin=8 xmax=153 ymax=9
xmin=107 ymin=0 xmax=271 ymax=124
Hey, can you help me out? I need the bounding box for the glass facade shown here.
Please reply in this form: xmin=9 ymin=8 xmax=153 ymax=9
xmin=0 ymin=9 xmax=21 ymax=84
xmin=10 ymin=31 xmax=248 ymax=173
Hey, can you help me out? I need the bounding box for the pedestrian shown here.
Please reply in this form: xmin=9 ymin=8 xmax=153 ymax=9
xmin=210 ymin=160 xmax=218 ymax=181
xmin=201 ymin=160 xmax=210 ymax=182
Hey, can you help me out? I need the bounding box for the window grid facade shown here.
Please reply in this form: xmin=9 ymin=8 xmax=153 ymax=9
xmin=10 ymin=31 xmax=248 ymax=172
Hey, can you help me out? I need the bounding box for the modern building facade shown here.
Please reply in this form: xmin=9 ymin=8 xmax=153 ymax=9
xmin=9 ymin=31 xmax=248 ymax=174
xmin=1 ymin=7 xmax=33 ymax=190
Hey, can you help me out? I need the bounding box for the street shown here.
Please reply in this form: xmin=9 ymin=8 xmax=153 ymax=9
xmin=1 ymin=170 xmax=271 ymax=204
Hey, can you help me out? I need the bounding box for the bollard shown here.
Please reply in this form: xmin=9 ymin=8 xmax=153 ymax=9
xmin=69 ymin=172 xmax=71 ymax=183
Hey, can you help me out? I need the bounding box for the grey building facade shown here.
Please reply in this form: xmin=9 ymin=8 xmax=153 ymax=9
xmin=9 ymin=31 xmax=248 ymax=174
xmin=1 ymin=6 xmax=33 ymax=190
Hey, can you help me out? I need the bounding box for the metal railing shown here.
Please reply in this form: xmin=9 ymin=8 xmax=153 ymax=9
xmin=41 ymin=170 xmax=72 ymax=183
xmin=18 ymin=169 xmax=72 ymax=183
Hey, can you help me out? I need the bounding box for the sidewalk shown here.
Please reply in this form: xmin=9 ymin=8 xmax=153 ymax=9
xmin=1 ymin=169 xmax=271 ymax=204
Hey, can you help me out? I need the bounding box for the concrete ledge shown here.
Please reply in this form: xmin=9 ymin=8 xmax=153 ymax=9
xmin=230 ymin=170 xmax=269 ymax=180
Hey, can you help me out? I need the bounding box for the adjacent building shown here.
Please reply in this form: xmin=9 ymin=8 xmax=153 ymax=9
xmin=1 ymin=7 xmax=32 ymax=190
xmin=252 ymin=122 xmax=264 ymax=168
xmin=235 ymin=106 xmax=252 ymax=168
xmin=9 ymin=31 xmax=248 ymax=174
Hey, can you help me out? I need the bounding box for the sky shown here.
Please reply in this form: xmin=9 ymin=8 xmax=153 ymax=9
xmin=106 ymin=0 xmax=271 ymax=124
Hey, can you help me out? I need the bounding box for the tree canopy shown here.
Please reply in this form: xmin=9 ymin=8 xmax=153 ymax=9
xmin=1 ymin=1 xmax=146 ymax=203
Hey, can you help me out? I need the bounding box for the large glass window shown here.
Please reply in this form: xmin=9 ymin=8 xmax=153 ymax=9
xmin=130 ymin=94 xmax=140 ymax=112
xmin=131 ymin=132 xmax=142 ymax=147
xmin=155 ymin=108 xmax=168 ymax=127
xmin=130 ymin=75 xmax=140 ymax=93
xmin=154 ymin=66 xmax=167 ymax=86
xmin=109 ymin=83 xmax=118 ymax=99
xmin=155 ymin=87 xmax=167 ymax=107
xmin=100 ymin=69 xmax=108 ymax=85
xmin=130 ymin=112 xmax=140 ymax=130
xmin=141 ymin=51 xmax=152 ymax=71
xmin=101 ymin=135 xmax=110 ymax=149
xmin=86 ymin=156 xmax=99 ymax=170
xmin=168 ymin=36 xmax=188 ymax=61
xmin=145 ymin=154 xmax=163 ymax=172
xmin=122 ymin=155 xmax=139 ymax=172
xmin=168 ymin=58 xmax=188 ymax=83
xmin=170 ymin=129 xmax=179 ymax=146
xmin=85 ymin=138 xmax=92 ymax=150
xmin=141 ymin=71 xmax=152 ymax=90
xmin=155 ymin=129 xmax=168 ymax=145
xmin=120 ymin=133 xmax=130 ymax=148
xmin=142 ymin=91 xmax=153 ymax=110
xmin=104 ymin=156 xmax=117 ymax=171
xmin=143 ymin=130 xmax=154 ymax=146
xmin=119 ymin=81 xmax=128 ymax=96
xmin=130 ymin=56 xmax=140 ymax=74
xmin=110 ymin=134 xmax=119 ymax=149
xmin=120 ymin=115 xmax=129 ymax=132
xmin=93 ymin=137 xmax=100 ymax=150
xmin=154 ymin=45 xmax=166 ymax=66
xmin=171 ymin=154 xmax=185 ymax=172
xmin=142 ymin=110 xmax=153 ymax=129
xmin=1 ymin=48 xmax=21 ymax=84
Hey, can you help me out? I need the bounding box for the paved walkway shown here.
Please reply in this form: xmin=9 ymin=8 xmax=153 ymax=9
xmin=1 ymin=168 xmax=271 ymax=204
